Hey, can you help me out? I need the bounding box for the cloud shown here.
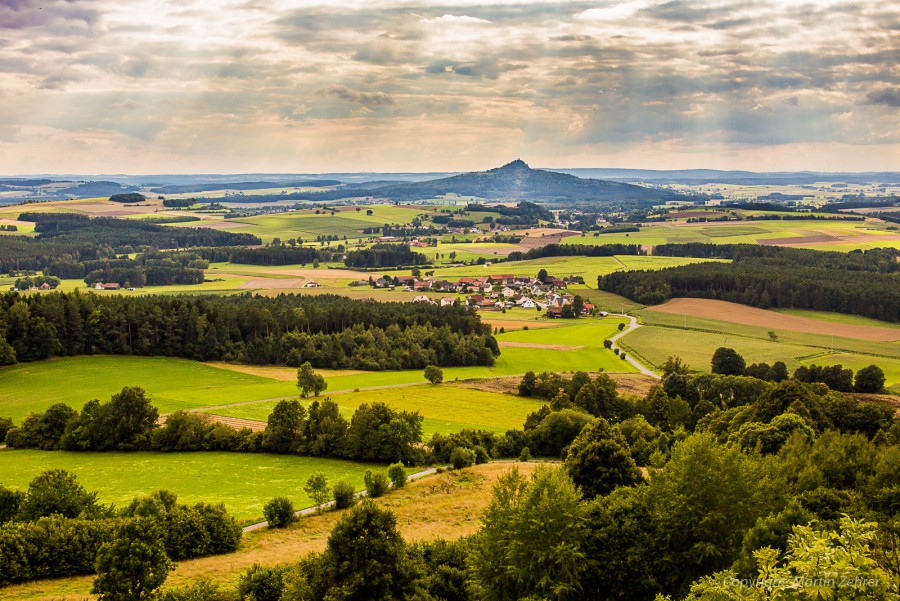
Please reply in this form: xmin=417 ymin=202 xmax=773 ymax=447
xmin=867 ymin=88 xmax=900 ymax=108
xmin=0 ymin=0 xmax=898 ymax=173
xmin=324 ymin=85 xmax=394 ymax=106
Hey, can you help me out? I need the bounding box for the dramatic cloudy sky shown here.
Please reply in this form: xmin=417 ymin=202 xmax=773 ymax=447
xmin=1 ymin=0 xmax=897 ymax=173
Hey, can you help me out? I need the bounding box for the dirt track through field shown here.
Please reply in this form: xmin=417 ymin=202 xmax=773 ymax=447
xmin=648 ymin=298 xmax=900 ymax=342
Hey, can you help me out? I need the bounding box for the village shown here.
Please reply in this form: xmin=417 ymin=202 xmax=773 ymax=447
xmin=347 ymin=271 xmax=598 ymax=317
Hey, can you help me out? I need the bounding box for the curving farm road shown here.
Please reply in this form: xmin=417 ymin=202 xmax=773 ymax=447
xmin=608 ymin=314 xmax=660 ymax=379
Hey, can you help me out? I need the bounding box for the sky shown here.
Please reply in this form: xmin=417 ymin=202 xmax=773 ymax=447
xmin=0 ymin=0 xmax=897 ymax=174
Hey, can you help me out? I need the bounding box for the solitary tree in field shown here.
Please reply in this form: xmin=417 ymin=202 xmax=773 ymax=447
xmin=424 ymin=365 xmax=443 ymax=384
xmin=297 ymin=362 xmax=327 ymax=398
xmin=304 ymin=472 xmax=331 ymax=509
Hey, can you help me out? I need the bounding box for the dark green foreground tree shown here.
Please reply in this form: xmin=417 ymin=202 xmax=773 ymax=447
xmin=92 ymin=519 xmax=173 ymax=601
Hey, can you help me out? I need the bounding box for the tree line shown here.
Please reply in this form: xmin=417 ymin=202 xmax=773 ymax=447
xmin=0 ymin=470 xmax=241 ymax=587
xmin=344 ymin=243 xmax=428 ymax=268
xmin=19 ymin=211 xmax=260 ymax=250
xmin=3 ymin=386 xmax=424 ymax=464
xmin=507 ymin=242 xmax=644 ymax=261
xmin=194 ymin=245 xmax=340 ymax=266
xmin=0 ymin=291 xmax=499 ymax=367
xmin=600 ymin=244 xmax=900 ymax=321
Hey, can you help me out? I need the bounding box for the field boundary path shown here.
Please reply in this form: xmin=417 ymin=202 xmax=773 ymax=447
xmin=242 ymin=466 xmax=444 ymax=532
xmin=609 ymin=314 xmax=660 ymax=379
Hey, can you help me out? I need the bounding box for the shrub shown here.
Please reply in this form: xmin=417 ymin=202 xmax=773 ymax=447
xmin=304 ymin=473 xmax=330 ymax=508
xmin=92 ymin=519 xmax=173 ymax=601
xmin=237 ymin=564 xmax=287 ymax=601
xmin=519 ymin=446 xmax=532 ymax=462
xmin=0 ymin=517 xmax=123 ymax=586
xmin=424 ymin=365 xmax=444 ymax=384
xmin=473 ymin=445 xmax=490 ymax=464
xmin=263 ymin=497 xmax=296 ymax=529
xmin=450 ymin=447 xmax=476 ymax=469
xmin=364 ymin=471 xmax=390 ymax=498
xmin=333 ymin=481 xmax=356 ymax=509
xmin=157 ymin=578 xmax=232 ymax=601
xmin=387 ymin=463 xmax=407 ymax=489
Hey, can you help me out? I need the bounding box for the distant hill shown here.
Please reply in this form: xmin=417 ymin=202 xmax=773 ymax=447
xmin=369 ymin=160 xmax=691 ymax=206
xmin=550 ymin=168 xmax=900 ymax=186
xmin=148 ymin=180 xmax=341 ymax=194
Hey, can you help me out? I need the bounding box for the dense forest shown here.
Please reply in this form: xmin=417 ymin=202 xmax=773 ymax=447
xmin=507 ymin=242 xmax=643 ymax=261
xmin=0 ymin=214 xmax=260 ymax=275
xmin=466 ymin=201 xmax=554 ymax=226
xmin=344 ymin=243 xmax=427 ymax=268
xmin=18 ymin=212 xmax=260 ymax=249
xmin=600 ymin=244 xmax=900 ymax=321
xmin=0 ymin=292 xmax=499 ymax=368
xmin=194 ymin=245 xmax=340 ymax=266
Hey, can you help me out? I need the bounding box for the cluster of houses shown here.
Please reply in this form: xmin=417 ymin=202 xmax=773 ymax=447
xmin=351 ymin=272 xmax=594 ymax=316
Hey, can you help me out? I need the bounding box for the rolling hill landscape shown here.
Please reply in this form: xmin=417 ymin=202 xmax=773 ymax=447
xmin=1 ymin=0 xmax=899 ymax=600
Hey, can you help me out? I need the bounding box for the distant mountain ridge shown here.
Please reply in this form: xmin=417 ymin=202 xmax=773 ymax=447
xmin=367 ymin=160 xmax=691 ymax=205
xmin=550 ymin=168 xmax=900 ymax=186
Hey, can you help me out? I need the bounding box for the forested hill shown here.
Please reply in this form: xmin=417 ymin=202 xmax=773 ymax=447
xmin=0 ymin=292 xmax=500 ymax=369
xmin=369 ymin=160 xmax=693 ymax=206
xmin=598 ymin=244 xmax=900 ymax=322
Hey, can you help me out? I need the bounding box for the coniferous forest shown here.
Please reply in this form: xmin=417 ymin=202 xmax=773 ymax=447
xmin=0 ymin=291 xmax=499 ymax=368
xmin=599 ymin=244 xmax=900 ymax=322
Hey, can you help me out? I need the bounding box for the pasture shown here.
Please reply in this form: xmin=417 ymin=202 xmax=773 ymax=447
xmin=0 ymin=449 xmax=386 ymax=522
xmin=206 ymin=383 xmax=545 ymax=436
xmin=0 ymin=316 xmax=637 ymax=427
xmin=0 ymin=462 xmax=540 ymax=601
xmin=563 ymin=217 xmax=900 ymax=250
xmin=623 ymin=301 xmax=900 ymax=392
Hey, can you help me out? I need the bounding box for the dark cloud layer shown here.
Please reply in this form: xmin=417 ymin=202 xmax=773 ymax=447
xmin=0 ymin=0 xmax=896 ymax=172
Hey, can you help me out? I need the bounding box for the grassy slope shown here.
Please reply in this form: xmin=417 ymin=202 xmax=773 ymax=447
xmin=207 ymin=384 xmax=544 ymax=436
xmin=0 ymin=462 xmax=540 ymax=601
xmin=0 ymin=317 xmax=636 ymax=422
xmin=562 ymin=219 xmax=900 ymax=250
xmin=0 ymin=449 xmax=389 ymax=523
xmin=622 ymin=310 xmax=900 ymax=392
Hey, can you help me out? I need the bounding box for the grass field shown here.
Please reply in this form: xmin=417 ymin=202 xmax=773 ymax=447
xmin=0 ymin=315 xmax=638 ymax=424
xmin=0 ymin=462 xmax=540 ymax=601
xmin=0 ymin=449 xmax=388 ymax=522
xmin=622 ymin=305 xmax=900 ymax=393
xmin=207 ymin=383 xmax=544 ymax=436
xmin=563 ymin=218 xmax=900 ymax=250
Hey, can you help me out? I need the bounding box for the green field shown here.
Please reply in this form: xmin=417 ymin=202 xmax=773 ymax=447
xmin=413 ymin=255 xmax=716 ymax=287
xmin=223 ymin=205 xmax=435 ymax=243
xmin=563 ymin=218 xmax=900 ymax=250
xmin=0 ymin=317 xmax=637 ymax=427
xmin=0 ymin=449 xmax=388 ymax=522
xmin=207 ymin=384 xmax=544 ymax=436
xmin=621 ymin=312 xmax=900 ymax=393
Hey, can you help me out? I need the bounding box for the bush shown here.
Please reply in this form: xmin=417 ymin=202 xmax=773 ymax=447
xmin=364 ymin=470 xmax=390 ymax=498
xmin=450 ymin=447 xmax=476 ymax=469
xmin=263 ymin=497 xmax=296 ymax=528
xmin=237 ymin=564 xmax=287 ymax=601
xmin=424 ymin=365 xmax=444 ymax=384
xmin=333 ymin=481 xmax=356 ymax=509
xmin=157 ymin=578 xmax=232 ymax=601
xmin=0 ymin=517 xmax=123 ymax=586
xmin=473 ymin=445 xmax=490 ymax=464
xmin=387 ymin=463 xmax=407 ymax=489
xmin=519 ymin=446 xmax=532 ymax=462
xmin=0 ymin=417 xmax=12 ymax=442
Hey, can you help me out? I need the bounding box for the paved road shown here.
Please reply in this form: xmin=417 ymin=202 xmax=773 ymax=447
xmin=608 ymin=314 xmax=660 ymax=379
xmin=242 ymin=466 xmax=443 ymax=532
